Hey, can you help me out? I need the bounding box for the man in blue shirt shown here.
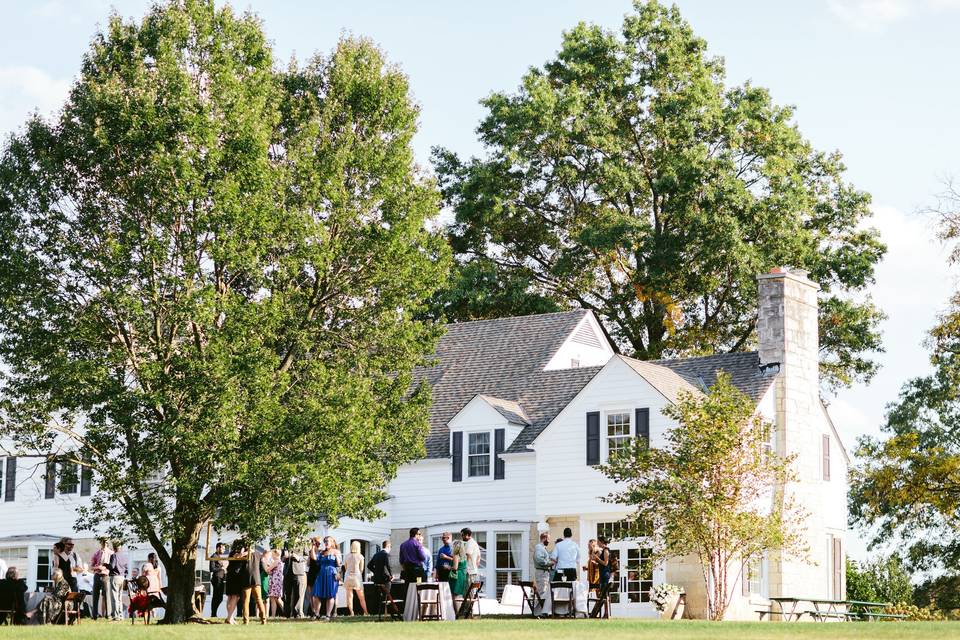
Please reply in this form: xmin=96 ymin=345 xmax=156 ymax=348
xmin=550 ymin=528 xmax=580 ymax=581
xmin=435 ymin=532 xmax=453 ymax=583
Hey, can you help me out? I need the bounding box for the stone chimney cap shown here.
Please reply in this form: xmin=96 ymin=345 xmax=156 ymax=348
xmin=756 ymin=267 xmax=819 ymax=289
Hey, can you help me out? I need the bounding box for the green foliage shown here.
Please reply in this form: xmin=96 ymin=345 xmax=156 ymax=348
xmin=424 ymin=257 xmax=561 ymax=321
xmin=602 ymin=373 xmax=807 ymax=620
xmin=0 ymin=0 xmax=448 ymax=621
xmin=434 ymin=0 xmax=885 ymax=390
xmin=845 ymin=555 xmax=914 ymax=605
xmin=914 ymin=574 xmax=960 ymax=611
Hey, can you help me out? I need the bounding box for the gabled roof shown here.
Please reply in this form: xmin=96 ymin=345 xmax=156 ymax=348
xmin=651 ymin=351 xmax=777 ymax=404
xmin=475 ymin=395 xmax=530 ymax=426
xmin=415 ymin=309 xmax=596 ymax=458
xmin=618 ymin=355 xmax=703 ymax=404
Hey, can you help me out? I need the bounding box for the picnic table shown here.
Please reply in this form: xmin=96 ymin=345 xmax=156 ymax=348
xmin=768 ymin=597 xmax=901 ymax=622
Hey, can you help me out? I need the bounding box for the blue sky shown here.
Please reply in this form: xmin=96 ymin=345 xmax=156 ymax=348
xmin=2 ymin=0 xmax=959 ymax=559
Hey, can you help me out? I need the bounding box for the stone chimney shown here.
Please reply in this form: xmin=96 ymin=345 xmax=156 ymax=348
xmin=756 ymin=267 xmax=823 ymax=597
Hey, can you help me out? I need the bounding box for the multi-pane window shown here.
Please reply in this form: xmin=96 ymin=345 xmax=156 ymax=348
xmin=746 ymin=556 xmax=763 ymax=595
xmin=495 ymin=533 xmax=522 ymax=597
xmin=606 ymin=412 xmax=631 ymax=459
xmin=598 ymin=519 xmax=650 ymax=540
xmin=59 ymin=458 xmax=79 ymax=494
xmin=468 ymin=432 xmax=491 ymax=477
xmin=620 ymin=547 xmax=654 ymax=603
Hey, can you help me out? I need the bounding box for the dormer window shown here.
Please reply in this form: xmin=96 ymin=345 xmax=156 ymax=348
xmin=468 ymin=432 xmax=491 ymax=477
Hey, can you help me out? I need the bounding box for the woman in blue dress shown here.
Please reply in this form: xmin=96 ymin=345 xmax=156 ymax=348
xmin=310 ymin=536 xmax=342 ymax=620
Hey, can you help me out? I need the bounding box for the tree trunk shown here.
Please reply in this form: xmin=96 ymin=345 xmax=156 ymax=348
xmin=158 ymin=521 xmax=203 ymax=624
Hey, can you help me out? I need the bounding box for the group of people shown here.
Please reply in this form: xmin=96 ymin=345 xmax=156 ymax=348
xmin=533 ymin=528 xmax=613 ymax=597
xmin=0 ymin=536 xmax=164 ymax=624
xmin=205 ymin=526 xmax=484 ymax=624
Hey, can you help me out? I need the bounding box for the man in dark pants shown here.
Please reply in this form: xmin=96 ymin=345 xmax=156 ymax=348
xmin=398 ymin=528 xmax=427 ymax=585
xmin=368 ymin=540 xmax=393 ymax=615
xmin=208 ymin=542 xmax=229 ymax=618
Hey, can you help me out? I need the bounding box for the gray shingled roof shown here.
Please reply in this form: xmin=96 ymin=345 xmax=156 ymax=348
xmin=475 ymin=395 xmax=530 ymax=425
xmin=416 ymin=310 xmax=597 ymax=458
xmin=416 ymin=311 xmax=777 ymax=459
xmin=651 ymin=351 xmax=777 ymax=404
xmin=618 ymin=355 xmax=703 ymax=404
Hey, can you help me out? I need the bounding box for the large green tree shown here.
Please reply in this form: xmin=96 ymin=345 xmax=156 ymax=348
xmin=602 ymin=374 xmax=807 ymax=620
xmin=434 ymin=0 xmax=885 ymax=389
xmin=850 ymin=182 xmax=960 ymax=576
xmin=0 ymin=0 xmax=448 ymax=622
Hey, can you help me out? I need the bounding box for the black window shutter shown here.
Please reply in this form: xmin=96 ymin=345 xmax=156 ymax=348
xmin=80 ymin=455 xmax=92 ymax=496
xmin=636 ymin=408 xmax=650 ymax=449
xmin=494 ymin=428 xmax=505 ymax=480
xmin=586 ymin=411 xmax=600 ymax=466
xmin=45 ymin=458 xmax=56 ymax=499
xmin=452 ymin=431 xmax=463 ymax=482
xmin=4 ymin=457 xmax=15 ymax=502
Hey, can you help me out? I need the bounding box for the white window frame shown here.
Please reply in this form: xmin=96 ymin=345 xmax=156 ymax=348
xmin=466 ymin=430 xmax=492 ymax=480
xmin=603 ymin=409 xmax=633 ymax=462
xmin=745 ymin=553 xmax=768 ymax=598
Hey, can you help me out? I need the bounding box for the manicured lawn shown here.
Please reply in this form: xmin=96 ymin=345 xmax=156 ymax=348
xmin=2 ymin=619 xmax=958 ymax=640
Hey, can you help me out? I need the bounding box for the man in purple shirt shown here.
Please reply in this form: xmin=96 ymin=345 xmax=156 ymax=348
xmin=398 ymin=527 xmax=427 ymax=584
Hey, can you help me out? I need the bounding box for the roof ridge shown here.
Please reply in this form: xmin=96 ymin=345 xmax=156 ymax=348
xmin=650 ymin=350 xmax=759 ymax=365
xmin=443 ymin=308 xmax=587 ymax=329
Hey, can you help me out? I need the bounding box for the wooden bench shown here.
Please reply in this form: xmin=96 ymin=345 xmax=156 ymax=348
xmin=858 ymin=612 xmax=908 ymax=621
xmin=808 ymin=610 xmax=852 ymax=621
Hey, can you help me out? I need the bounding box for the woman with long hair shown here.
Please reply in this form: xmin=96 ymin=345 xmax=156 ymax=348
xmin=263 ymin=543 xmax=285 ymax=618
xmin=310 ymin=536 xmax=341 ymax=621
xmin=585 ymin=539 xmax=599 ymax=591
xmin=38 ymin=568 xmax=71 ymax=624
xmin=448 ymin=539 xmax=467 ymax=599
xmin=342 ymin=540 xmax=368 ymax=616
xmin=141 ymin=552 xmax=163 ymax=596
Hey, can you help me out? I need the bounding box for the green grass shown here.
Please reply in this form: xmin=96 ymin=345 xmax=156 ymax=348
xmin=2 ymin=619 xmax=958 ymax=640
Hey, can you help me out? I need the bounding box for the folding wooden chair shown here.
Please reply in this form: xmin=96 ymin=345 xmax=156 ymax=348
xmin=0 ymin=606 xmax=17 ymax=626
xmin=456 ymin=581 xmax=483 ymax=620
xmin=550 ymin=581 xmax=576 ymax=618
xmin=63 ymin=592 xmax=84 ymax=625
xmin=587 ymin=580 xmax=612 ymax=619
xmin=415 ymin=583 xmax=441 ymax=621
xmin=518 ymin=581 xmax=541 ymax=617
xmin=377 ymin=583 xmax=403 ymax=621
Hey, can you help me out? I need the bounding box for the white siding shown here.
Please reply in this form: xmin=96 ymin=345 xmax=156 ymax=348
xmin=0 ymin=451 xmax=98 ymax=537
xmin=544 ymin=313 xmax=614 ymax=370
xmin=387 ymin=455 xmax=536 ymax=528
xmin=533 ymin=357 xmax=675 ymax=518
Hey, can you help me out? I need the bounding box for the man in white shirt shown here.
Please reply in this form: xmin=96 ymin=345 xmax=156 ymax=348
xmin=460 ymin=528 xmax=481 ymax=585
xmin=550 ymin=527 xmax=580 ymax=581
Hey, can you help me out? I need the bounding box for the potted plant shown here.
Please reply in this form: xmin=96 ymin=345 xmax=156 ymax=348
xmin=651 ymin=584 xmax=685 ymax=619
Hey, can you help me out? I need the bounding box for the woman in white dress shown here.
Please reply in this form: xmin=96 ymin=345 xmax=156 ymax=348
xmin=341 ymin=540 xmax=368 ymax=616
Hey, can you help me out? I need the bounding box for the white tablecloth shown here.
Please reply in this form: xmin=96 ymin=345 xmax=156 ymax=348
xmin=537 ymin=581 xmax=588 ymax=617
xmin=402 ymin=582 xmax=456 ymax=621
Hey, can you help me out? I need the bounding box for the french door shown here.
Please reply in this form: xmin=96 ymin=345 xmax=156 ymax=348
xmin=606 ymin=541 xmax=658 ymax=617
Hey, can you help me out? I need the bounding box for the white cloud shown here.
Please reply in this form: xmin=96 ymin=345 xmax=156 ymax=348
xmin=0 ymin=66 xmax=71 ymax=138
xmin=827 ymin=0 xmax=960 ymax=31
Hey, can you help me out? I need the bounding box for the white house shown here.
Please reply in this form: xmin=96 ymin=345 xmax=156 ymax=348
xmin=0 ymin=268 xmax=848 ymax=619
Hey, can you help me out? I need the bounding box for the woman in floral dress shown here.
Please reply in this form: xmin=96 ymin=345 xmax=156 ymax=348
xmin=265 ymin=545 xmax=285 ymax=618
xmin=38 ymin=569 xmax=70 ymax=624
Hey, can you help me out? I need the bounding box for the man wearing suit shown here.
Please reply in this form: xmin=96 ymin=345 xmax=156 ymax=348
xmin=368 ymin=540 xmax=393 ymax=616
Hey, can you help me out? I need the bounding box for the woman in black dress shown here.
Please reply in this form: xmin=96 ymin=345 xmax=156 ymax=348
xmin=224 ymin=540 xmax=247 ymax=624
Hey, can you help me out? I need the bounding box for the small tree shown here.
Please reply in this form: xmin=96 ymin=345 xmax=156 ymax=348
xmin=603 ymin=373 xmax=807 ymax=620
xmin=846 ymin=555 xmax=914 ymax=605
